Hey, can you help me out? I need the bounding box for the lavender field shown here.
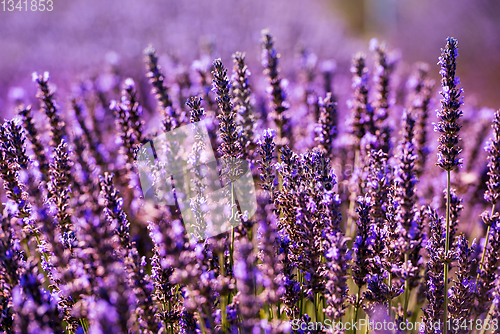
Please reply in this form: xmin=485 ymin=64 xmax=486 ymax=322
xmin=1 ymin=1 xmax=500 ymax=333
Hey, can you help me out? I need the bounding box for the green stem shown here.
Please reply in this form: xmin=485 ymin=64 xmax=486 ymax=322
xmin=479 ymin=302 xmax=495 ymax=334
xmin=346 ymin=149 xmax=360 ymax=239
xmin=475 ymin=205 xmax=496 ymax=286
xmin=314 ymin=293 xmax=318 ymax=323
xmin=197 ymin=311 xmax=208 ymax=334
xmin=299 ymin=271 xmax=304 ymax=317
xmin=403 ymin=253 xmax=410 ymax=322
xmin=443 ymin=170 xmax=451 ymax=334
xmin=219 ymin=252 xmax=227 ymax=333
xmin=388 ymin=272 xmax=392 ymax=319
xmin=354 ymin=285 xmax=361 ymax=334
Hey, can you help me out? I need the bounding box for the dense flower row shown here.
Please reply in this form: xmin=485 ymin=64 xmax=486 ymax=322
xmin=0 ymin=32 xmax=499 ymax=334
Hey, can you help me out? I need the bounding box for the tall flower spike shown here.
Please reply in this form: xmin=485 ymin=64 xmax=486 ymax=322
xmin=233 ymin=238 xmax=261 ymax=332
xmin=257 ymin=129 xmax=277 ymax=198
xmin=435 ymin=37 xmax=463 ymax=334
xmin=0 ymin=120 xmax=31 ymax=220
xmin=18 ymin=105 xmax=50 ymax=179
xmin=144 ymin=45 xmax=177 ymax=132
xmin=395 ymin=110 xmax=418 ymax=240
xmin=475 ymin=214 xmax=500 ymax=316
xmin=261 ymin=29 xmax=291 ymax=147
xmin=422 ymin=207 xmax=446 ymax=333
xmin=186 ymin=96 xmax=205 ymax=123
xmin=352 ymin=196 xmax=373 ymax=288
xmin=435 ymin=37 xmax=463 ymax=171
xmin=33 ymin=71 xmax=67 ymax=147
xmin=99 ymin=172 xmax=130 ymax=251
xmin=49 ymin=141 xmax=75 ymax=249
xmin=448 ymin=235 xmax=476 ymax=330
xmin=232 ymin=52 xmax=256 ymax=161
xmin=485 ymin=109 xmax=500 ymax=205
xmin=408 ymin=63 xmax=434 ymax=177
xmin=349 ymin=53 xmax=374 ymax=143
xmin=111 ymin=78 xmax=144 ymax=166
xmin=315 ymin=92 xmax=337 ymax=156
xmin=212 ymin=58 xmax=243 ymax=182
xmin=370 ymin=38 xmax=396 ymax=126
xmin=323 ymin=231 xmax=350 ymax=321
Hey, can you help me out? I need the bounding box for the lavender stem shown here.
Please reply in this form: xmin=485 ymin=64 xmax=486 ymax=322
xmin=475 ymin=204 xmax=496 ymax=285
xmin=443 ymin=170 xmax=451 ymax=334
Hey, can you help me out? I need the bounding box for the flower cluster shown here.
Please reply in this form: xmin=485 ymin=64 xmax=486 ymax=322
xmin=0 ymin=34 xmax=499 ymax=334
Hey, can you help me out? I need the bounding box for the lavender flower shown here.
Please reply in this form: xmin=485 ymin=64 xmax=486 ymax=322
xmin=111 ymin=78 xmax=144 ymax=166
xmin=212 ymin=58 xmax=243 ymax=183
xmin=485 ymin=109 xmax=500 ymax=205
xmin=475 ymin=214 xmax=500 ymax=316
xmin=257 ymin=218 xmax=284 ymax=307
xmin=0 ymin=212 xmax=22 ymax=334
xmin=0 ymin=120 xmax=31 ymax=220
xmin=448 ymin=235 xmax=476 ymax=333
xmin=13 ymin=260 xmax=65 ymax=334
xmin=422 ymin=207 xmax=445 ymax=333
xmin=17 ymin=104 xmax=50 ymax=180
xmin=323 ymin=231 xmax=349 ymax=321
xmin=49 ymin=141 xmax=75 ymax=249
xmin=33 ymin=71 xmax=67 ymax=147
xmin=370 ymin=38 xmax=397 ymax=153
xmin=232 ymin=52 xmax=256 ymax=162
xmin=257 ymin=129 xmax=277 ymax=198
xmin=72 ymin=99 xmax=106 ymax=169
xmin=261 ymin=29 xmax=291 ymax=147
xmin=408 ymin=63 xmax=434 ymax=176
xmin=99 ymin=172 xmax=130 ymax=251
xmin=144 ymin=45 xmax=176 ymax=132
xmin=233 ymin=238 xmax=261 ymax=332
xmin=349 ymin=53 xmax=374 ymax=143
xmin=315 ymin=92 xmax=337 ymax=156
xmin=435 ymin=37 xmax=463 ymax=172
xmin=352 ymin=196 xmax=373 ymax=288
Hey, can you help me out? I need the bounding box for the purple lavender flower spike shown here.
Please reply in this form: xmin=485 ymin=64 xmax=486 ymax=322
xmin=475 ymin=214 xmax=500 ymax=316
xmin=212 ymin=58 xmax=243 ymax=183
xmin=323 ymin=231 xmax=350 ymax=321
xmin=435 ymin=37 xmax=463 ymax=172
xmin=33 ymin=71 xmax=67 ymax=147
xmin=485 ymin=109 xmax=500 ymax=206
xmin=99 ymin=172 xmax=130 ymax=251
xmin=49 ymin=141 xmax=76 ymax=249
xmin=232 ymin=51 xmax=256 ymax=163
xmin=408 ymin=63 xmax=434 ymax=177
xmin=111 ymin=78 xmax=145 ymax=167
xmin=448 ymin=235 xmax=476 ymax=332
xmin=233 ymin=238 xmax=261 ymax=333
xmin=315 ymin=92 xmax=337 ymax=157
xmin=257 ymin=217 xmax=284 ymax=307
xmin=257 ymin=129 xmax=277 ymax=199
xmin=349 ymin=53 xmax=374 ymax=144
xmin=13 ymin=260 xmax=66 ymax=334
xmin=261 ymin=29 xmax=291 ymax=148
xmin=17 ymin=104 xmax=50 ymax=180
xmin=144 ymin=45 xmax=177 ymax=132
xmin=0 ymin=120 xmax=32 ymax=221
xmin=352 ymin=196 xmax=374 ymax=288
xmin=422 ymin=207 xmax=446 ymax=334
xmin=0 ymin=212 xmax=23 ymax=334
xmin=370 ymin=38 xmax=397 ymax=154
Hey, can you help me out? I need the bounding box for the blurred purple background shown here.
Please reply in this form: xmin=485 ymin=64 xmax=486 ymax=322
xmin=1 ymin=0 xmax=500 ymax=116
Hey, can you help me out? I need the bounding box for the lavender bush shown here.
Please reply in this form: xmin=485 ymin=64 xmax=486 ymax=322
xmin=1 ymin=31 xmax=500 ymax=334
